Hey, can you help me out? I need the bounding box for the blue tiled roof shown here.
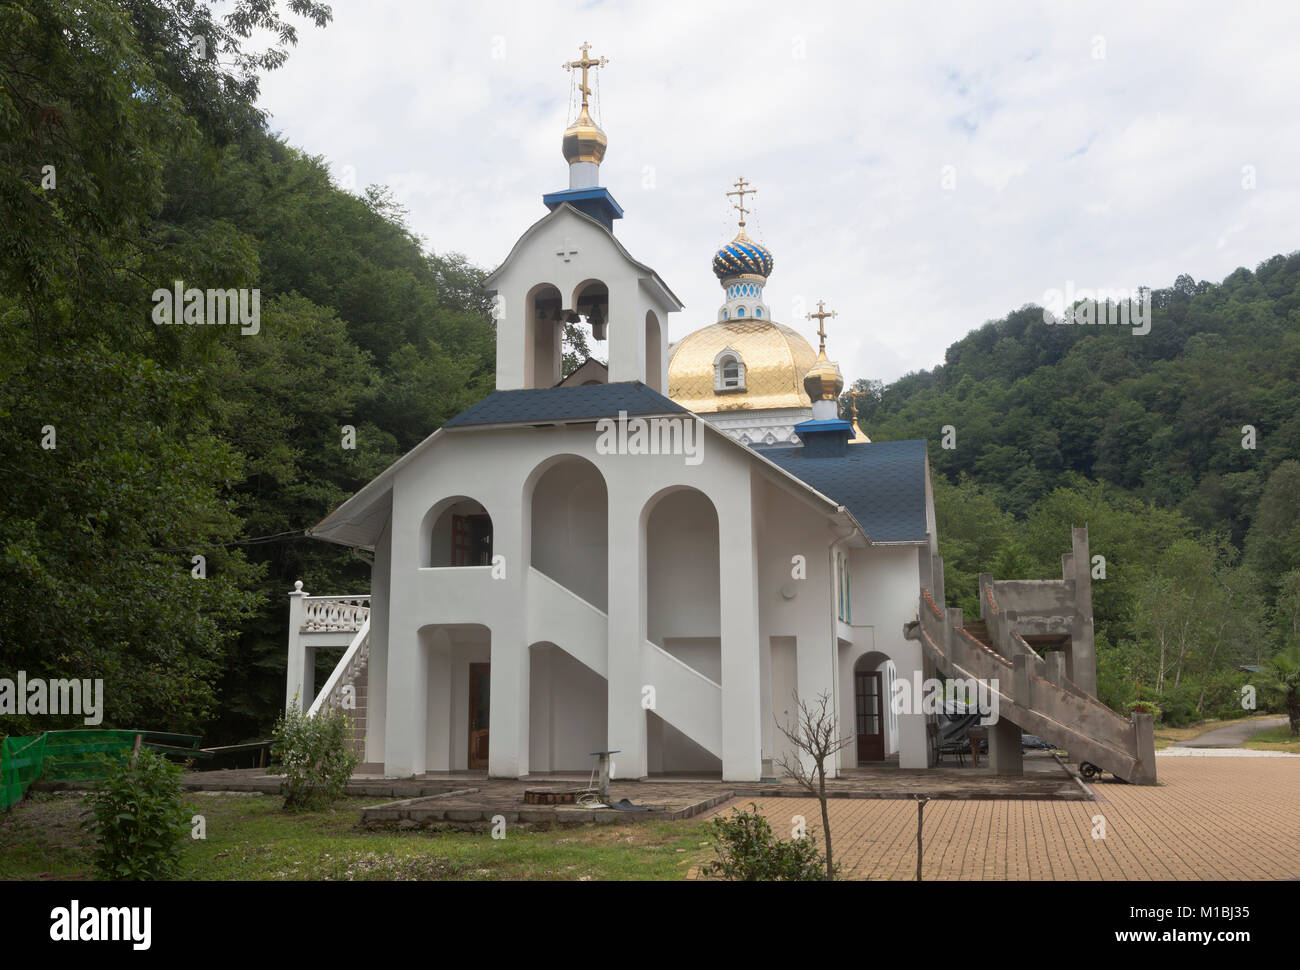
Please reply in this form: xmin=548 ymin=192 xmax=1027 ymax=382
xmin=443 ymin=381 xmax=687 ymax=428
xmin=759 ymin=439 xmax=929 ymax=543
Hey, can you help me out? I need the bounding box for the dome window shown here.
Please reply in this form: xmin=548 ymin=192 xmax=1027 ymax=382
xmin=713 ymin=349 xmax=746 ymax=392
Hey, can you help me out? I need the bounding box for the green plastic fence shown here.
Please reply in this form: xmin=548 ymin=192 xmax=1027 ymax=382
xmin=0 ymin=730 xmax=205 ymax=811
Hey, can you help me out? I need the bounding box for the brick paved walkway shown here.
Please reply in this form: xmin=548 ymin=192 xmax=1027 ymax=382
xmin=721 ymin=757 xmax=1300 ymax=880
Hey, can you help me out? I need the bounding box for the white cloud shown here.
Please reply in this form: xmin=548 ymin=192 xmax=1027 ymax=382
xmin=257 ymin=0 xmax=1300 ymax=382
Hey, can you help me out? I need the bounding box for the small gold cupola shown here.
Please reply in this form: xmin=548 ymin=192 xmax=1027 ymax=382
xmin=544 ymin=43 xmax=622 ymax=229
xmin=562 ymin=104 xmax=607 ymax=165
xmin=848 ymin=395 xmax=871 ymax=443
xmin=562 ymin=42 xmax=609 ymax=167
xmin=802 ymin=300 xmax=844 ymax=404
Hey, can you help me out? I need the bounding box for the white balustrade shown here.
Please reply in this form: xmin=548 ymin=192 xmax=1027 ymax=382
xmin=300 ymin=595 xmax=370 ymax=633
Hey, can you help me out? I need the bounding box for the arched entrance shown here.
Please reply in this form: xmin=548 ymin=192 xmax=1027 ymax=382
xmin=526 ymin=454 xmax=608 ymax=609
xmin=642 ymin=486 xmax=723 ymax=774
xmin=852 ymin=652 xmax=895 ymax=764
xmin=420 ymin=622 xmax=491 ymax=772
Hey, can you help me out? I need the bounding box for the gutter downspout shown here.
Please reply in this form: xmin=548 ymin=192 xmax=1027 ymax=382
xmin=824 ymin=507 xmax=859 ymax=780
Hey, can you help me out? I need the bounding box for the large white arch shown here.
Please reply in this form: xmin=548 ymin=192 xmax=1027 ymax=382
xmin=524 ymin=453 xmax=609 ymax=610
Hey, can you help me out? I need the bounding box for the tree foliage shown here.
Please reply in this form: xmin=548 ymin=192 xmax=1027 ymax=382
xmin=854 ymin=254 xmax=1300 ymax=721
xmin=0 ymin=1 xmax=494 ymax=742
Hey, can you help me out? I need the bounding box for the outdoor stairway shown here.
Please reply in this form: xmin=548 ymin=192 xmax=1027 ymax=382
xmin=961 ymin=619 xmax=994 ymax=650
xmin=298 ymin=595 xmax=371 ymax=759
xmin=527 ymin=567 xmax=723 ymax=759
xmin=305 ymin=570 xmax=723 ymax=767
xmin=907 ymin=588 xmax=1156 ymax=784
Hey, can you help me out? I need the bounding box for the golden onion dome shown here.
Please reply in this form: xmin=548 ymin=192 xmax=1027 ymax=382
xmin=668 ymin=319 xmax=819 ymax=413
xmin=563 ymin=104 xmax=608 ymax=165
xmin=802 ymin=349 xmax=844 ymax=402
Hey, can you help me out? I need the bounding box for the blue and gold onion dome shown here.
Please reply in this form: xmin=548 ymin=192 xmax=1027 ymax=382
xmin=712 ymin=230 xmax=774 ymax=281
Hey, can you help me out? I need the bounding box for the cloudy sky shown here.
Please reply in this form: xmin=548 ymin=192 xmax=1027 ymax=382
xmin=256 ymin=0 xmax=1300 ymax=383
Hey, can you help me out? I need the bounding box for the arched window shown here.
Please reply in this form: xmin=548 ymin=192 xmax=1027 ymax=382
xmin=736 ymin=306 xmax=745 ymax=317
xmin=421 ymin=497 xmax=493 ymax=568
xmin=755 ymin=307 xmax=763 ymax=318
xmin=713 ymin=349 xmax=745 ymax=391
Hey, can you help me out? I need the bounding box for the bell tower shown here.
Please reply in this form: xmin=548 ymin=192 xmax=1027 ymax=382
xmin=483 ymin=43 xmax=682 ymax=393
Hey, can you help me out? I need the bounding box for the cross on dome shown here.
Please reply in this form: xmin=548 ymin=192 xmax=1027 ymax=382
xmin=713 ymin=177 xmax=773 ymax=283
xmin=807 ymin=300 xmax=837 ymax=353
xmin=726 ymin=176 xmax=756 ymax=231
xmin=560 ymin=42 xmax=611 ymax=169
xmin=563 ymin=41 xmax=608 ymax=113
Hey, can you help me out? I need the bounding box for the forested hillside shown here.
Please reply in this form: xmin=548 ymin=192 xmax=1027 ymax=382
xmin=1 ymin=0 xmax=496 ymax=742
xmin=847 ymin=258 xmax=1300 ymax=721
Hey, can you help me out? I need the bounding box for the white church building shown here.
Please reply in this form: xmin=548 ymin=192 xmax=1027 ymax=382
xmin=285 ymin=44 xmax=1157 ymax=786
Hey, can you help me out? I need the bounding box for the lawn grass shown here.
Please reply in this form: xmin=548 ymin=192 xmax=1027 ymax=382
xmin=0 ymin=790 xmax=718 ymax=881
xmin=1242 ymin=723 xmax=1300 ymax=753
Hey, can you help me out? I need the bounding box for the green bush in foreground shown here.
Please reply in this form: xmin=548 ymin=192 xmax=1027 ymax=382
xmin=84 ymin=748 xmax=189 ymax=880
xmin=271 ymin=701 xmax=359 ymax=811
xmin=700 ymin=803 xmax=834 ymax=881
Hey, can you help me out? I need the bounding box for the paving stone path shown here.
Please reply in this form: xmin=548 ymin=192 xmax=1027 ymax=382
xmin=724 ymin=758 xmax=1300 ymax=880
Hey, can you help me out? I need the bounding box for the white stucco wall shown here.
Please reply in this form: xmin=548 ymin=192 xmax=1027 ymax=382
xmin=529 ymin=644 xmax=607 ymax=772
xmin=753 ymin=477 xmax=840 ymax=774
xmin=837 ymin=543 xmax=927 ymax=770
xmin=374 ymin=421 xmax=768 ymax=779
xmin=530 ymin=459 xmax=608 ymax=610
xmin=342 ymin=400 xmax=933 ymax=782
xmin=646 ymin=490 xmax=720 ymax=643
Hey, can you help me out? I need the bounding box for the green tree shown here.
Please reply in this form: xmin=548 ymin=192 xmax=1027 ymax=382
xmin=1259 ymin=646 xmax=1300 ymax=737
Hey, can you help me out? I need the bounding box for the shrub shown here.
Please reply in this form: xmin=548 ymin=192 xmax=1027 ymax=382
xmin=1154 ymin=683 xmax=1198 ymax=726
xmin=270 ymin=701 xmax=359 ymax=812
xmin=83 ymin=748 xmax=190 ymax=880
xmin=1125 ymin=699 xmax=1163 ymax=722
xmin=700 ymin=803 xmax=833 ymax=881
xmin=1260 ymin=645 xmax=1300 ymax=736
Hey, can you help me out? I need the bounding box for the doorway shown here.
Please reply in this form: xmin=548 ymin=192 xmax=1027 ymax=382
xmin=468 ymin=663 xmax=490 ymax=769
xmin=452 ymin=514 xmax=493 ymax=566
xmin=855 ymin=669 xmax=884 ymax=763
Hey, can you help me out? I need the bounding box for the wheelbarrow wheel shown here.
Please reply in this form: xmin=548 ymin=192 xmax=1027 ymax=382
xmin=1079 ymin=761 xmax=1101 ymax=780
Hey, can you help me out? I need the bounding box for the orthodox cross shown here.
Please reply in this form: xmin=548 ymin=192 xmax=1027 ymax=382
xmin=807 ymin=300 xmax=837 ymax=353
xmin=726 ymin=176 xmax=756 ymax=231
xmin=556 ymin=238 xmax=578 ymax=262
xmin=563 ymin=42 xmax=608 ymax=112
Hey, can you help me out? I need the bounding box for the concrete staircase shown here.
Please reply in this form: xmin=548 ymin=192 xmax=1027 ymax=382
xmin=307 ymin=618 xmax=370 ymax=759
xmin=905 ymin=529 xmax=1156 ymax=784
xmin=526 ymin=566 xmax=723 ymax=760
xmin=308 ymin=569 xmax=724 ymax=770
